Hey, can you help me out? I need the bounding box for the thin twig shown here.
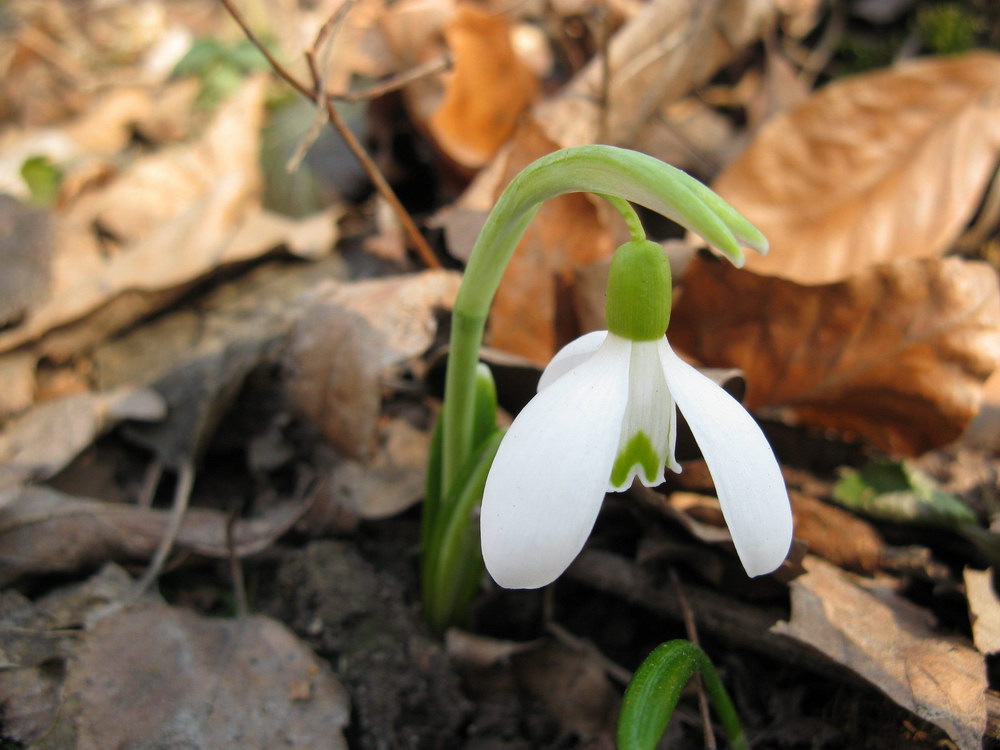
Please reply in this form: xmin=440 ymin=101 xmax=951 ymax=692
xmin=305 ymin=47 xmax=440 ymax=268
xmin=225 ymin=502 xmax=248 ymax=617
xmin=670 ymin=567 xmax=716 ymax=750
xmin=219 ymin=0 xmax=440 ymax=268
xmin=133 ymin=461 xmax=195 ymax=597
xmin=218 ymin=0 xmax=313 ymax=99
xmin=339 ymin=54 xmax=452 ymax=102
xmin=137 ymin=456 xmax=164 ymax=509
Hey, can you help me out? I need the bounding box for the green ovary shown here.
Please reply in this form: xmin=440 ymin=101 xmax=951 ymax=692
xmin=610 ymin=431 xmax=660 ymax=487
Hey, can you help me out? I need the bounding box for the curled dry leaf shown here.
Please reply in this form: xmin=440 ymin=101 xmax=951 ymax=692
xmin=790 ymin=492 xmax=883 ymax=573
xmin=428 ymin=4 xmax=538 ymax=168
xmin=0 ymin=77 xmax=330 ymax=358
xmin=0 ymin=388 xmax=166 ymax=492
xmin=773 ymin=556 xmax=987 ymax=750
xmin=714 ymin=52 xmax=1000 ymax=284
xmin=63 ymin=603 xmax=349 ymax=750
xmin=285 ymin=269 xmax=461 ymax=458
xmin=535 ymin=0 xmax=778 ymax=148
xmin=671 ymin=256 xmax=1000 ymax=455
xmin=0 ymin=486 xmax=314 ymax=586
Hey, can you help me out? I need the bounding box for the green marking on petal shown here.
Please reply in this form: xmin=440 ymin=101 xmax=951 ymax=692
xmin=610 ymin=431 xmax=661 ymax=488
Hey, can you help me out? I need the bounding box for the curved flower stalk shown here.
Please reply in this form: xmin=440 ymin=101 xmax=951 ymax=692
xmin=481 ymin=240 xmax=793 ymax=589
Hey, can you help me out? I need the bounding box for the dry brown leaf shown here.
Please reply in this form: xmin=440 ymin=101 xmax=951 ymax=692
xmin=791 ymin=492 xmax=883 ymax=573
xmin=0 ymin=388 xmax=165 ymax=491
xmin=0 ymin=352 xmax=36 ymax=418
xmin=965 ymin=368 xmax=1000 ymax=449
xmin=0 ymin=486 xmax=314 ymax=586
xmin=0 ymin=77 xmax=293 ymax=356
xmin=965 ymin=568 xmax=1000 ymax=654
xmin=328 ymin=418 xmax=431 ymax=520
xmin=773 ymin=556 xmax=987 ymax=750
xmin=634 ymin=97 xmax=743 ymax=175
xmin=428 ymin=4 xmax=538 ymax=168
xmin=535 ymin=0 xmax=778 ymax=148
xmin=714 ymin=52 xmax=1000 ymax=284
xmin=663 ymin=489 xmax=883 ymax=572
xmin=671 ymin=256 xmax=1000 ymax=455
xmin=444 ymin=629 xmax=538 ymax=669
xmin=63 ymin=603 xmax=349 ymax=750
xmin=482 ymin=118 xmax=616 ymax=362
xmin=512 ymin=641 xmax=618 ymax=741
xmin=285 ymin=269 xmax=461 ymax=458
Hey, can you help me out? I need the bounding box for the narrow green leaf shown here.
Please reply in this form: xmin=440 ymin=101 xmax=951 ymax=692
xmin=833 ymin=459 xmax=977 ymax=528
xmin=618 ymin=641 xmax=747 ymax=750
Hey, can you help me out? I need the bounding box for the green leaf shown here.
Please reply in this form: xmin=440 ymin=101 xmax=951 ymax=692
xmin=833 ymin=459 xmax=977 ymax=528
xmin=618 ymin=641 xmax=747 ymax=750
xmin=471 ymin=362 xmax=498 ymax=449
xmin=20 ymin=155 xmax=61 ymax=207
xmin=173 ymin=36 xmax=277 ymax=110
xmin=172 ymin=37 xmax=226 ymax=78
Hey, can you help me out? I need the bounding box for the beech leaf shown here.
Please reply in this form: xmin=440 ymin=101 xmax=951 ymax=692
xmin=670 ymin=256 xmax=1000 ymax=455
xmin=713 ymin=52 xmax=1000 ymax=284
xmin=773 ymin=556 xmax=986 ymax=750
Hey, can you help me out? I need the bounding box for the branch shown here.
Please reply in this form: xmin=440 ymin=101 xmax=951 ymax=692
xmin=219 ymin=0 xmax=440 ymax=268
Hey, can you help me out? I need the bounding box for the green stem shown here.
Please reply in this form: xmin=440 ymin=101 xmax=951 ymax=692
xmin=424 ymin=430 xmax=504 ymax=634
xmin=600 ymin=194 xmax=645 ymax=242
xmin=440 ymin=145 xmax=765 ymax=497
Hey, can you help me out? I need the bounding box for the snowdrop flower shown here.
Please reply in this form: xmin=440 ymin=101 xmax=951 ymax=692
xmin=481 ymin=239 xmax=793 ymax=589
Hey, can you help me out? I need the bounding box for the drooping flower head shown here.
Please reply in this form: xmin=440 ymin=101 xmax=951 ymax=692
xmin=481 ymin=239 xmax=793 ymax=589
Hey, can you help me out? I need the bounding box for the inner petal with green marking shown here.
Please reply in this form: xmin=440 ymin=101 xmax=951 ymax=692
xmin=611 ymin=431 xmax=660 ymax=487
xmin=608 ymin=338 xmax=679 ymax=491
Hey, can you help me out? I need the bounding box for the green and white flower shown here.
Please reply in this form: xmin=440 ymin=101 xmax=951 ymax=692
xmin=481 ymin=240 xmax=793 ymax=589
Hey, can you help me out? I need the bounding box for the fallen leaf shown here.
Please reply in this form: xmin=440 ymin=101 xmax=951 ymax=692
xmin=62 ymin=603 xmax=349 ymax=750
xmin=0 ymin=387 xmax=166 ymax=491
xmin=773 ymin=556 xmax=987 ymax=750
xmin=662 ymin=489 xmax=883 ymax=573
xmin=964 ymin=368 xmax=1000 ymax=449
xmin=713 ymin=52 xmax=1000 ymax=284
xmin=534 ymin=0 xmax=779 ymax=147
xmin=285 ymin=269 xmax=461 ymax=458
xmin=0 ymin=77 xmax=325 ymax=358
xmin=0 ymin=351 xmax=37 ymax=419
xmin=0 ymin=196 xmax=53 ymax=328
xmin=790 ymin=492 xmax=883 ymax=573
xmin=427 ymin=4 xmax=538 ymax=168
xmin=0 ymin=486 xmax=314 ymax=586
xmin=445 ymin=629 xmax=538 ymax=669
xmin=965 ymin=568 xmax=1000 ymax=654
xmin=0 ymin=564 xmax=134 ymax=745
xmin=326 ymin=417 xmax=431 ymax=520
xmin=671 ymin=256 xmax=1000 ymax=454
xmin=512 ymin=641 xmax=618 ymax=741
xmin=90 ymin=255 xmax=346 ymax=468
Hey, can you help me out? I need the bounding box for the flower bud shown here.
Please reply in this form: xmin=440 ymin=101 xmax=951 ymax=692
xmin=605 ymin=240 xmax=672 ymax=341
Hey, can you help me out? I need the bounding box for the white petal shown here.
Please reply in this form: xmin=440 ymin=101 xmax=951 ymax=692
xmin=610 ymin=340 xmax=679 ymax=491
xmin=537 ymin=330 xmax=608 ymax=392
xmin=482 ymin=334 xmax=631 ymax=589
xmin=659 ymin=340 xmax=792 ymax=577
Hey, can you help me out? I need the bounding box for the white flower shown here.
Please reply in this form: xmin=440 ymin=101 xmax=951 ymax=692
xmin=481 ymin=330 xmax=793 ymax=589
